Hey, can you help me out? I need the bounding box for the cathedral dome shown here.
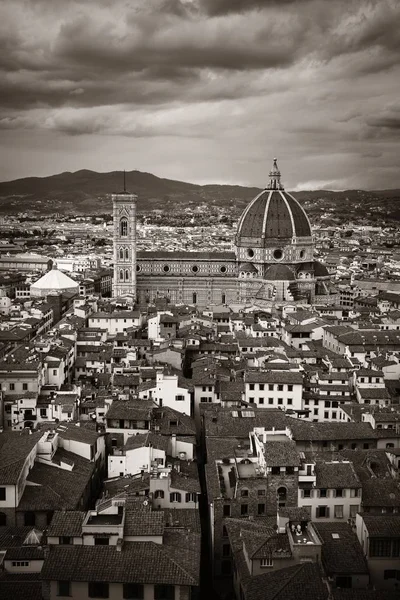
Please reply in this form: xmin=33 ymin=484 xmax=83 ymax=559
xmin=264 ymin=264 xmax=296 ymax=281
xmin=236 ymin=159 xmax=312 ymax=247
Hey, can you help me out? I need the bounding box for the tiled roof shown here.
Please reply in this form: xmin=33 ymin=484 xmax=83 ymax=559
xmin=313 ymin=522 xmax=368 ymax=575
xmin=113 ymin=373 xmax=140 ymax=387
xmin=0 ymin=431 xmax=42 ymax=485
xmin=204 ymin=407 xmax=286 ymax=439
xmin=264 ymin=440 xmax=300 ymax=467
xmin=0 ymin=527 xmax=43 ymax=549
xmin=337 ymin=448 xmax=392 ymax=482
xmin=241 ymin=529 xmax=291 ymax=559
xmin=124 ymin=432 xmax=169 ymax=454
xmin=18 ymin=449 xmax=94 ymax=511
xmin=361 ymin=479 xmax=400 ymax=508
xmin=106 ymin=399 xmax=154 ymax=420
xmin=162 ymin=529 xmax=200 ymax=583
xmin=355 ymin=369 xmax=384 ymax=378
xmin=163 ymin=508 xmax=201 ymax=533
xmin=362 ymin=514 xmax=400 ymax=537
xmin=244 ymin=562 xmax=328 ymax=600
xmin=287 ymin=419 xmax=378 ymax=442
xmin=4 ymin=546 xmax=45 ymax=560
xmin=153 ymin=407 xmax=196 ymax=436
xmin=46 ymin=511 xmax=86 ymax=537
xmin=124 ymin=511 xmax=164 ymax=537
xmin=358 ymin=387 xmax=390 ymax=399
xmin=103 ymin=475 xmax=150 ymax=498
xmin=315 ymin=461 xmax=361 ymax=489
xmin=170 ymin=469 xmax=200 ymax=493
xmin=137 ymin=251 xmax=235 ymax=261
xmin=245 ymin=371 xmax=303 ymax=384
xmin=56 ymin=423 xmax=100 ymax=444
xmin=40 ymin=543 xmax=198 ymax=585
xmin=0 ymin=579 xmax=42 ymax=600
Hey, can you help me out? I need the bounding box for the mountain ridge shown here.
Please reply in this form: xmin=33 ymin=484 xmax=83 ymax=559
xmin=0 ymin=169 xmax=399 ymax=222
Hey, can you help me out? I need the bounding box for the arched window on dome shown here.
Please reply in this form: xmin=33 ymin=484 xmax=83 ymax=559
xmin=119 ymin=270 xmax=124 ymax=281
xmin=119 ymin=248 xmax=124 ymax=260
xmin=120 ymin=218 xmax=128 ymax=237
xmin=125 ymin=269 xmax=129 ymax=281
xmin=125 ymin=248 xmax=129 ymax=260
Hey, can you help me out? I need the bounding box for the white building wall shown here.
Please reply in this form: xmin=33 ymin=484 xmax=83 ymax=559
xmin=108 ymin=446 xmax=165 ymax=479
xmin=138 ymin=374 xmax=192 ymax=416
xmin=244 ymin=382 xmax=302 ymax=411
xmin=298 ymin=487 xmax=361 ymax=521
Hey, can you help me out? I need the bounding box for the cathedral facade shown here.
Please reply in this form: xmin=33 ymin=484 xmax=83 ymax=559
xmin=113 ymin=160 xmax=334 ymax=306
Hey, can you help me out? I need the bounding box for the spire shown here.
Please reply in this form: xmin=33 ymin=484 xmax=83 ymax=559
xmin=123 ymin=169 xmax=126 ymax=192
xmin=266 ymin=158 xmax=284 ymax=190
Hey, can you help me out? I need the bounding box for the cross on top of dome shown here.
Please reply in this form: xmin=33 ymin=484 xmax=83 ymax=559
xmin=266 ymin=157 xmax=284 ymax=190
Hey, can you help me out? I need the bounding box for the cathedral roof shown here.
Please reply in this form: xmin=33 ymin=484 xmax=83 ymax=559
xmin=238 ymin=262 xmax=258 ymax=273
xmin=313 ymin=260 xmax=330 ymax=277
xmin=236 ymin=159 xmax=312 ymax=245
xmin=264 ymin=264 xmax=296 ymax=281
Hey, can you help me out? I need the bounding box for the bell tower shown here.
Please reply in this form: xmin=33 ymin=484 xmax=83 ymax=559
xmin=112 ymin=175 xmax=137 ymax=298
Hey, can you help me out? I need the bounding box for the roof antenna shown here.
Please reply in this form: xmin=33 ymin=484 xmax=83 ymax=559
xmin=123 ymin=169 xmax=126 ymax=192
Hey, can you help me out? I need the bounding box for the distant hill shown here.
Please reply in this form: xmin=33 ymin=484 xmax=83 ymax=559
xmin=0 ymin=169 xmax=399 ymax=223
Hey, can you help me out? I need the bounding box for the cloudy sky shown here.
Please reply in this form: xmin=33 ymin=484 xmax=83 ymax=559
xmin=0 ymin=0 xmax=399 ymax=189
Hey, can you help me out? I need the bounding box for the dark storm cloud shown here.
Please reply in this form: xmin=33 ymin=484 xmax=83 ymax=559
xmin=366 ymin=106 xmax=400 ymax=131
xmin=54 ymin=12 xmax=301 ymax=74
xmin=198 ymin=0 xmax=306 ymax=16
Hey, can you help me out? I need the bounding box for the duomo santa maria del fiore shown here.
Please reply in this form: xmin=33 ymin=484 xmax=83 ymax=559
xmin=112 ymin=159 xmax=336 ymax=306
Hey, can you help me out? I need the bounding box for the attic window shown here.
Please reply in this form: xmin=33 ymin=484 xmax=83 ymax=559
xmin=241 ymin=411 xmax=255 ymax=418
xmin=331 ymin=533 xmax=340 ymax=539
xmin=169 ymin=420 xmax=177 ymax=427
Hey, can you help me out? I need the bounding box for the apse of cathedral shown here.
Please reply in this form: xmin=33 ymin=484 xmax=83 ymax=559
xmin=112 ymin=159 xmax=335 ymax=305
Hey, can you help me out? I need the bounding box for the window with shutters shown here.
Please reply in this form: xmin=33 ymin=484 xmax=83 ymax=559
xmin=334 ymin=505 xmax=344 ymax=518
xmin=260 ymin=557 xmax=273 ymax=568
xmin=170 ymin=492 xmax=181 ymax=503
xmin=154 ymin=584 xmax=175 ymax=600
xmin=316 ymin=506 xmax=329 ymax=518
xmin=88 ymin=582 xmax=109 ymax=598
xmin=123 ymin=583 xmax=144 ymax=599
xmin=58 ymin=582 xmax=71 ymax=596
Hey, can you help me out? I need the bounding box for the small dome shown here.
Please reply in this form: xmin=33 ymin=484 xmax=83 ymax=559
xmin=236 ymin=159 xmax=312 ymax=246
xmin=264 ymin=264 xmax=296 ymax=281
xmin=239 ymin=262 xmax=258 ymax=273
xmin=31 ymin=268 xmax=79 ymax=297
xmin=313 ymin=261 xmax=330 ymax=277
